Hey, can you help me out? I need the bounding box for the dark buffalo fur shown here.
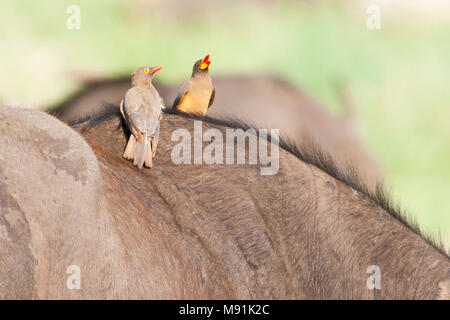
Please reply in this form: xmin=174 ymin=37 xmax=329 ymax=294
xmin=81 ymin=105 xmax=448 ymax=257
xmin=79 ymin=107 xmax=450 ymax=299
xmin=2 ymin=104 xmax=449 ymax=298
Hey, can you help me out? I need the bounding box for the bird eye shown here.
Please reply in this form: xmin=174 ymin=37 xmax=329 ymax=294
xmin=144 ymin=68 xmax=150 ymax=73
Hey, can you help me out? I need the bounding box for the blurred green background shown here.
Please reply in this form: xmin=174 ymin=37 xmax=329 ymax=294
xmin=1 ymin=0 xmax=449 ymax=244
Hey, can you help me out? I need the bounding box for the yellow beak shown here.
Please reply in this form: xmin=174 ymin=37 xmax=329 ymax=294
xmin=200 ymin=63 xmax=209 ymax=70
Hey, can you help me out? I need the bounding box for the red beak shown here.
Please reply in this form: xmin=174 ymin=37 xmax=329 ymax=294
xmin=201 ymin=54 xmax=211 ymax=66
xmin=150 ymin=65 xmax=163 ymax=74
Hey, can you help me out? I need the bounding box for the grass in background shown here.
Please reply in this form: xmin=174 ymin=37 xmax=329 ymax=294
xmin=1 ymin=0 xmax=449 ymax=243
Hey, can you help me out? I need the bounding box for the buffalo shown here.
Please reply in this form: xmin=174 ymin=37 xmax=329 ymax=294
xmin=0 ymin=96 xmax=448 ymax=298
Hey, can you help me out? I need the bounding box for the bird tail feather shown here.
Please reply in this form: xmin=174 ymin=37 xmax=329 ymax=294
xmin=123 ymin=135 xmax=137 ymax=160
xmin=134 ymin=132 xmax=147 ymax=169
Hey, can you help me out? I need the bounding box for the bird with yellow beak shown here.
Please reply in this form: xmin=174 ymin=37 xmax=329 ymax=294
xmin=171 ymin=54 xmax=215 ymax=116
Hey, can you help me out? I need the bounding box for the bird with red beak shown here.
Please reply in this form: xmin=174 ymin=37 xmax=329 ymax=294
xmin=120 ymin=65 xmax=164 ymax=169
xmin=171 ymin=54 xmax=215 ymax=116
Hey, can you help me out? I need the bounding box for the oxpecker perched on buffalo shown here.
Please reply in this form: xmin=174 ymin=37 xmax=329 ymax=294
xmin=120 ymin=65 xmax=164 ymax=169
xmin=172 ymin=54 xmax=215 ymax=116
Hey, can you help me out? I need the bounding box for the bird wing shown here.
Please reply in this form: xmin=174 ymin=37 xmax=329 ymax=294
xmin=171 ymin=81 xmax=190 ymax=111
xmin=123 ymin=88 xmax=148 ymax=143
xmin=146 ymin=104 xmax=161 ymax=135
xmin=140 ymin=86 xmax=163 ymax=135
xmin=208 ymin=88 xmax=215 ymax=109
